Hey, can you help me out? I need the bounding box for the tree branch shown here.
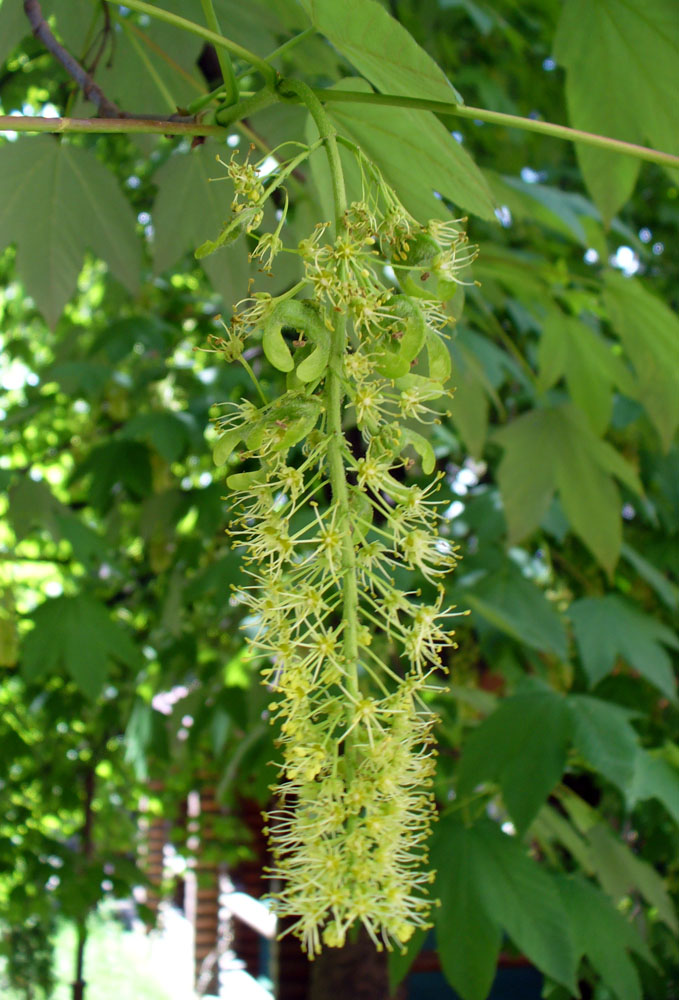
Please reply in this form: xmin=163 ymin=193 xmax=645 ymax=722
xmin=24 ymin=0 xmax=121 ymax=118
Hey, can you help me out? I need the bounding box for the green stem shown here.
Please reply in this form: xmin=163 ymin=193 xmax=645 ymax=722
xmin=102 ymin=0 xmax=277 ymax=87
xmin=311 ymin=87 xmax=679 ymax=169
xmin=280 ymin=80 xmax=360 ymax=713
xmin=260 ymin=28 xmax=316 ymax=69
xmin=0 ymin=115 xmax=227 ymax=137
xmin=199 ymin=0 xmax=239 ymax=106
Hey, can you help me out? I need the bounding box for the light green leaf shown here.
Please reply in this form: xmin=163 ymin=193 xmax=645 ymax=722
xmin=464 ymin=564 xmax=568 ymax=659
xmin=84 ymin=0 xmax=205 ymax=115
xmin=0 ymin=0 xmax=31 ymax=66
xmin=0 ymin=138 xmax=140 ymax=327
xmin=569 ymin=595 xmax=679 ymax=702
xmin=569 ymin=695 xmax=639 ymax=792
xmin=326 ymin=80 xmax=495 ymax=222
xmin=434 ymin=817 xmax=578 ymax=994
xmin=555 ymin=876 xmax=652 ymax=1000
xmin=495 ymin=405 xmax=642 ymax=573
xmin=22 ymin=595 xmax=140 ymax=699
xmin=554 ymin=0 xmax=679 ymax=223
xmin=628 ymin=750 xmax=679 ymax=825
xmin=47 ymin=0 xmax=102 ymax=59
xmin=301 ymin=0 xmax=462 ymax=104
xmin=457 ymin=689 xmax=572 ymax=832
xmin=604 ymin=271 xmax=679 ymax=451
xmin=152 ymin=142 xmax=249 ymax=307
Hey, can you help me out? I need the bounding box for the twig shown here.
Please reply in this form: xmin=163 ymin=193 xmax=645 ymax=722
xmin=23 ymin=0 xmax=121 ymax=118
xmin=0 ymin=114 xmax=225 ymax=136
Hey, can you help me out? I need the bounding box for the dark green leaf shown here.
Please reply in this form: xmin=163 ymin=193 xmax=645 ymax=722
xmin=22 ymin=595 xmax=140 ymax=698
xmin=433 ymin=817 xmax=577 ymax=995
xmin=555 ymin=875 xmax=652 ymax=1000
xmin=569 ymin=595 xmax=678 ymax=701
xmin=569 ymin=695 xmax=639 ymax=792
xmin=457 ymin=689 xmax=572 ymax=832
xmin=604 ymin=271 xmax=679 ymax=451
xmin=463 ymin=563 xmax=568 ymax=659
xmin=628 ymin=750 xmax=679 ymax=825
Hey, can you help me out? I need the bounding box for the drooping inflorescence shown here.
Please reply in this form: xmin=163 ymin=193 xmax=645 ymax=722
xmin=203 ymin=140 xmax=475 ymax=955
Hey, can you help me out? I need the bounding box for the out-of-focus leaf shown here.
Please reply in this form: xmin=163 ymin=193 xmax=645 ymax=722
xmin=555 ymin=875 xmax=653 ymax=1000
xmin=153 ymin=142 xmax=250 ymax=307
xmin=554 ymin=0 xmax=679 ymax=224
xmin=0 ymin=138 xmax=140 ymax=326
xmin=604 ymin=272 xmax=679 ymax=451
xmin=569 ymin=595 xmax=678 ymax=702
xmin=628 ymin=750 xmax=679 ymax=825
xmin=463 ymin=563 xmax=568 ymax=659
xmin=569 ymin=695 xmax=639 ymax=792
xmin=22 ymin=595 xmax=140 ymax=698
xmin=495 ymin=405 xmax=642 ymax=573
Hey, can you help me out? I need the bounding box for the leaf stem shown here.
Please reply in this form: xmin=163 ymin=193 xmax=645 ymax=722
xmin=101 ymin=0 xmax=278 ymax=88
xmin=199 ymin=0 xmax=239 ymax=106
xmin=280 ymin=79 xmax=360 ymax=714
xmin=310 ymin=87 xmax=679 ymax=169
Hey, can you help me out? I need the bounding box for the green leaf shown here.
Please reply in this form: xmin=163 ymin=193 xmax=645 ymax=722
xmin=433 ymin=817 xmax=578 ymax=995
xmin=152 ymin=142 xmax=249 ymax=307
xmin=569 ymin=695 xmax=639 ymax=792
xmin=71 ymin=441 xmax=153 ymax=512
xmin=463 ymin=563 xmax=568 ymax=659
xmin=432 ymin=817 xmax=502 ymax=1000
xmin=539 ymin=310 xmax=636 ymax=434
xmin=629 ymin=750 xmax=679 ymax=825
xmin=604 ymin=271 xmax=679 ymax=451
xmin=620 ymin=543 xmax=679 ymax=612
xmin=555 ymin=875 xmax=653 ymax=1000
xmin=0 ymin=138 xmax=140 ymax=327
xmin=554 ymin=0 xmax=679 ymax=223
xmin=457 ymin=689 xmax=572 ymax=832
xmin=569 ymin=595 xmax=679 ymax=702
xmin=585 ymin=823 xmax=678 ymax=934
xmin=121 ymin=412 xmax=199 ymax=463
xmin=326 ymin=79 xmax=495 ymax=222
xmin=22 ymin=595 xmax=140 ymax=698
xmin=301 ymin=0 xmax=462 ymax=104
xmin=81 ymin=0 xmax=205 ymax=115
xmin=47 ymin=0 xmax=102 ymax=59
xmin=495 ymin=405 xmax=642 ymax=573
xmin=0 ymin=0 xmax=31 ymax=66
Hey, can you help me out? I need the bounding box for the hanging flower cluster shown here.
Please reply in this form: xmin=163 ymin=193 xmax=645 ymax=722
xmin=202 ymin=142 xmax=475 ymax=955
